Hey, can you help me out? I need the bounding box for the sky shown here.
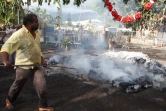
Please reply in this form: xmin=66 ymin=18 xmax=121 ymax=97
xmin=23 ymin=0 xmax=94 ymax=14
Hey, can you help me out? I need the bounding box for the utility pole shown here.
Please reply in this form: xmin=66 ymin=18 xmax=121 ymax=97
xmin=79 ymin=2 xmax=82 ymax=25
xmin=17 ymin=9 xmax=19 ymax=24
xmin=55 ymin=0 xmax=62 ymax=30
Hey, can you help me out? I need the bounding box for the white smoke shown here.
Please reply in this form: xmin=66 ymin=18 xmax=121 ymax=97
xmin=92 ymin=51 xmax=151 ymax=80
xmin=69 ymin=55 xmax=91 ymax=74
xmin=48 ymin=51 xmax=166 ymax=91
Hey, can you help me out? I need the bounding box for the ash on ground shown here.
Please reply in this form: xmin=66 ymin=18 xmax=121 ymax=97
xmin=47 ymin=51 xmax=166 ymax=93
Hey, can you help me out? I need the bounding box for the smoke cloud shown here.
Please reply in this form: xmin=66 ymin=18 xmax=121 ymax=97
xmin=48 ymin=51 xmax=166 ymax=91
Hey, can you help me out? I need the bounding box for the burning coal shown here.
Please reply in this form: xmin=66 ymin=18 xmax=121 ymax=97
xmin=48 ymin=51 xmax=166 ymax=93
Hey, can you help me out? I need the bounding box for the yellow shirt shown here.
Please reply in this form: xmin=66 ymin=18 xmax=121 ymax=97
xmin=1 ymin=26 xmax=42 ymax=69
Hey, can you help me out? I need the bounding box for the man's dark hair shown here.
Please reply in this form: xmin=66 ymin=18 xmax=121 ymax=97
xmin=23 ymin=13 xmax=37 ymax=26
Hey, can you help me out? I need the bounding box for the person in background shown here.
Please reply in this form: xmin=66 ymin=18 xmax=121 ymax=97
xmin=2 ymin=25 xmax=6 ymax=31
xmin=0 ymin=25 xmax=17 ymax=44
xmin=10 ymin=25 xmax=17 ymax=33
xmin=38 ymin=27 xmax=42 ymax=36
xmin=0 ymin=14 xmax=53 ymax=111
xmin=108 ymin=37 xmax=116 ymax=51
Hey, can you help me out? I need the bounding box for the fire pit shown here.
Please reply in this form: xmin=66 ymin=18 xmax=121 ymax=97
xmin=47 ymin=51 xmax=166 ymax=93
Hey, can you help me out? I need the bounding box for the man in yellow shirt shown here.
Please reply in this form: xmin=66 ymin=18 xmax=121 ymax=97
xmin=0 ymin=14 xmax=53 ymax=111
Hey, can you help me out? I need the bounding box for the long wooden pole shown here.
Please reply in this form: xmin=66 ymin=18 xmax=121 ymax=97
xmin=0 ymin=64 xmax=76 ymax=70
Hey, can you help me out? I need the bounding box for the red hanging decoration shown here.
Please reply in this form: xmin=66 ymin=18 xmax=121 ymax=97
xmin=135 ymin=13 xmax=141 ymax=19
xmin=128 ymin=16 xmax=134 ymax=22
xmin=144 ymin=2 xmax=153 ymax=10
xmin=121 ymin=17 xmax=128 ymax=23
xmin=107 ymin=3 xmax=113 ymax=11
xmin=104 ymin=0 xmax=157 ymax=23
xmin=115 ymin=15 xmax=122 ymax=21
xmin=111 ymin=10 xmax=118 ymax=17
xmin=135 ymin=13 xmax=142 ymax=19
xmin=105 ymin=0 xmax=110 ymax=6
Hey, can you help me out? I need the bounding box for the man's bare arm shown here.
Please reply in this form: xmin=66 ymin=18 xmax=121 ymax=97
xmin=1 ymin=51 xmax=12 ymax=67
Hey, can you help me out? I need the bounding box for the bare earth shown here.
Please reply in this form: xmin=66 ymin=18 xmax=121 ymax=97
xmin=0 ymin=38 xmax=166 ymax=111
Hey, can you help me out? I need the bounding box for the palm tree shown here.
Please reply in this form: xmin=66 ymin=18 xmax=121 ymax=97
xmin=32 ymin=7 xmax=53 ymax=25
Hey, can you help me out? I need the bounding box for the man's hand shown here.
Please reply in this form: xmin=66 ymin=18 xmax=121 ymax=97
xmin=42 ymin=61 xmax=48 ymax=67
xmin=3 ymin=60 xmax=12 ymax=68
xmin=41 ymin=56 xmax=47 ymax=67
xmin=1 ymin=51 xmax=12 ymax=68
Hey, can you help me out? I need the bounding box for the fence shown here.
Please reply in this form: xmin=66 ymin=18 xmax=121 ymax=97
xmin=0 ymin=31 xmax=11 ymax=43
xmin=106 ymin=31 xmax=134 ymax=45
xmin=45 ymin=31 xmax=105 ymax=47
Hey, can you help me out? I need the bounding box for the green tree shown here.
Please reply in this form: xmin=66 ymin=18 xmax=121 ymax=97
xmin=1 ymin=0 xmax=166 ymax=30
xmin=101 ymin=0 xmax=166 ymax=31
xmin=32 ymin=7 xmax=54 ymax=25
xmin=0 ymin=0 xmax=87 ymax=24
xmin=0 ymin=0 xmax=24 ymax=25
xmin=0 ymin=0 xmax=89 ymax=24
xmin=128 ymin=0 xmax=165 ymax=31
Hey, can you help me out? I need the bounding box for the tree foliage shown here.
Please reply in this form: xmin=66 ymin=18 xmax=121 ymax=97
xmin=101 ymin=0 xmax=166 ymax=31
xmin=19 ymin=0 xmax=87 ymax=6
xmin=32 ymin=7 xmax=55 ymax=25
xmin=1 ymin=0 xmax=166 ymax=30
xmin=0 ymin=0 xmax=24 ymax=25
xmin=0 ymin=0 xmax=87 ymax=25
xmin=127 ymin=0 xmax=166 ymax=31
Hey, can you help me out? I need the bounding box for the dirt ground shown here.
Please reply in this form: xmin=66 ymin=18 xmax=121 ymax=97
xmin=1 ymin=38 xmax=166 ymax=111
